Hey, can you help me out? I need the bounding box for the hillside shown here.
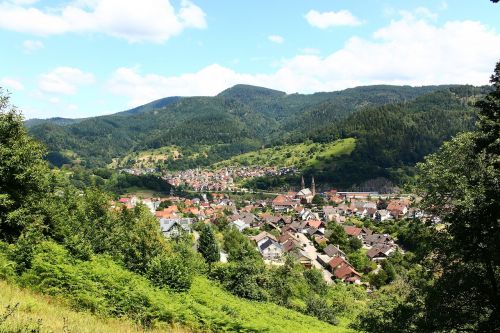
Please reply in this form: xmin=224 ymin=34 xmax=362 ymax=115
xmin=215 ymin=138 xmax=356 ymax=169
xmin=28 ymin=85 xmax=449 ymax=166
xmin=27 ymin=84 xmax=489 ymax=188
xmin=0 ymin=245 xmax=352 ymax=333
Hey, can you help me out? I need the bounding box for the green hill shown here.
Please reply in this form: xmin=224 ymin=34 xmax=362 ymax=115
xmin=27 ymin=84 xmax=489 ymax=188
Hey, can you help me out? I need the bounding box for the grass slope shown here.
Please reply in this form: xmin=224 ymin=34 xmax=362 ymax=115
xmin=3 ymin=242 xmax=354 ymax=333
xmin=215 ymin=138 xmax=356 ymax=169
xmin=0 ymin=280 xmax=187 ymax=333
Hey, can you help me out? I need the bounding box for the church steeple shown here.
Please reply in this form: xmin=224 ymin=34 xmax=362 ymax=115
xmin=311 ymin=176 xmax=316 ymax=196
xmin=301 ymin=175 xmax=305 ymax=190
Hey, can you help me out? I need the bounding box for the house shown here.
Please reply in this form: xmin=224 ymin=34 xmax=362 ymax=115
xmin=159 ymin=218 xmax=192 ymax=238
xmin=250 ymin=231 xmax=277 ymax=245
xmin=229 ymin=213 xmax=256 ymax=231
xmin=387 ymin=200 xmax=409 ymax=219
xmin=343 ymin=226 xmax=363 ymax=238
xmin=262 ymin=215 xmax=291 ymax=227
xmin=323 ymin=244 xmax=346 ymax=259
xmin=317 ymin=254 xmax=333 ymax=268
xmin=366 ymin=244 xmax=394 ymax=261
xmin=232 ymin=219 xmax=250 ymax=232
xmin=272 ymin=194 xmax=298 ymax=212
xmin=375 ymin=209 xmax=392 ymax=221
xmin=323 ymin=206 xmax=337 ymax=222
xmin=281 ymin=238 xmax=301 ymax=253
xmin=258 ymin=239 xmax=283 ymax=261
xmin=291 ymin=249 xmax=314 ymax=268
xmin=328 ymin=256 xmax=362 ymax=283
xmin=364 ymin=233 xmax=393 ymax=247
xmin=307 ymin=219 xmax=323 ymax=229
xmin=334 ymin=265 xmax=362 ymax=283
xmin=299 ymin=209 xmax=318 ymax=221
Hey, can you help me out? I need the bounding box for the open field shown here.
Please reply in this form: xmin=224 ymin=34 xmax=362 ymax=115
xmin=215 ymin=138 xmax=356 ymax=169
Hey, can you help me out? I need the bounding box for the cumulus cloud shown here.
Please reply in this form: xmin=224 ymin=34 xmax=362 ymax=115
xmin=268 ymin=35 xmax=284 ymax=44
xmin=305 ymin=9 xmax=362 ymax=28
xmin=0 ymin=0 xmax=206 ymax=42
xmin=0 ymin=77 xmax=24 ymax=91
xmin=22 ymin=39 xmax=44 ymax=53
xmin=108 ymin=10 xmax=500 ymax=107
xmin=38 ymin=67 xmax=95 ymax=95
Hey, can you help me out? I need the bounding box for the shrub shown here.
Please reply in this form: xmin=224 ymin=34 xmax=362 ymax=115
xmin=146 ymin=253 xmax=193 ymax=292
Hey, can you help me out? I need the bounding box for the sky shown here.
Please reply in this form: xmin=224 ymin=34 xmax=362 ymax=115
xmin=0 ymin=0 xmax=499 ymax=119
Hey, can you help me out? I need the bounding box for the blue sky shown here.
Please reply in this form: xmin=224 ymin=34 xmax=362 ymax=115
xmin=0 ymin=0 xmax=499 ymax=119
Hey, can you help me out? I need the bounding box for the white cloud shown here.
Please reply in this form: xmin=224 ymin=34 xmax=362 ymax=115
xmin=108 ymin=11 xmax=500 ymax=107
xmin=38 ymin=67 xmax=95 ymax=95
xmin=22 ymin=39 xmax=44 ymax=53
xmin=268 ymin=35 xmax=284 ymax=44
xmin=0 ymin=77 xmax=24 ymax=91
xmin=8 ymin=0 xmax=39 ymax=5
xmin=305 ymin=9 xmax=362 ymax=28
xmin=299 ymin=48 xmax=320 ymax=55
xmin=0 ymin=0 xmax=207 ymax=43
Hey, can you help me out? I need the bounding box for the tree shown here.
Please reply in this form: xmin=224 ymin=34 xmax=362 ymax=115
xmin=198 ymin=224 xmax=220 ymax=269
xmin=222 ymin=226 xmax=260 ymax=262
xmin=410 ymin=63 xmax=500 ymax=332
xmin=312 ymin=194 xmax=325 ymax=206
xmin=326 ymin=222 xmax=349 ymax=248
xmin=348 ymin=236 xmax=363 ymax=252
xmin=0 ymin=91 xmax=50 ymax=242
xmin=368 ymin=270 xmax=388 ymax=289
xmin=365 ymin=61 xmax=500 ymax=333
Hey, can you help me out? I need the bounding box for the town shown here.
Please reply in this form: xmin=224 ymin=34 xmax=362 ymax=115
xmin=116 ymin=175 xmax=417 ymax=288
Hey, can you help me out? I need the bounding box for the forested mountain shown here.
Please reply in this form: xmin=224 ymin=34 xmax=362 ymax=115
xmin=24 ymin=116 xmax=85 ymax=128
xmin=28 ymin=84 xmax=489 ymax=188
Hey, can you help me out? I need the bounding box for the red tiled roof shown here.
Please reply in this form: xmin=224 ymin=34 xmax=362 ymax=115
xmin=344 ymin=226 xmax=362 ymax=236
xmin=307 ymin=220 xmax=322 ymax=229
xmin=329 ymin=256 xmax=348 ymax=269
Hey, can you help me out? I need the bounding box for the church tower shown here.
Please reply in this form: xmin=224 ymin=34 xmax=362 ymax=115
xmin=311 ymin=176 xmax=316 ymax=196
xmin=301 ymin=175 xmax=305 ymax=190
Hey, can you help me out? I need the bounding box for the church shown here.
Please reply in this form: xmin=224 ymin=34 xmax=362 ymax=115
xmin=295 ymin=176 xmax=316 ymax=204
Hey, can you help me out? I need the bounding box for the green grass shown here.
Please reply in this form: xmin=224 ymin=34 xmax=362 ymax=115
xmin=0 ymin=280 xmax=187 ymax=333
xmin=215 ymin=138 xmax=356 ymax=170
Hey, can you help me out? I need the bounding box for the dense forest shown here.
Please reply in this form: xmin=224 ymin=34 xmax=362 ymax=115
xmin=26 ymin=84 xmax=490 ymax=189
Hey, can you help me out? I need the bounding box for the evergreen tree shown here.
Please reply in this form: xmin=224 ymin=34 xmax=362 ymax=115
xmin=0 ymin=90 xmax=50 ymax=242
xmin=198 ymin=224 xmax=220 ymax=269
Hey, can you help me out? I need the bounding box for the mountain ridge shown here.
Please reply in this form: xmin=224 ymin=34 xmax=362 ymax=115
xmin=27 ymin=83 xmax=489 ymax=189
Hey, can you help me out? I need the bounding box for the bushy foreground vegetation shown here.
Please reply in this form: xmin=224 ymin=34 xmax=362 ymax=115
xmin=0 ymin=241 xmax=350 ymax=333
xmin=0 ymin=90 xmax=354 ymax=332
